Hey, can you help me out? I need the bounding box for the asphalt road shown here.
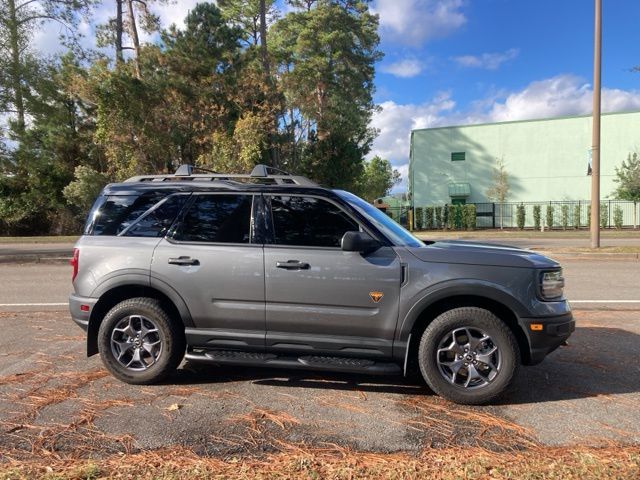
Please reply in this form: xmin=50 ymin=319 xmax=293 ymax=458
xmin=0 ymin=256 xmax=638 ymax=309
xmin=0 ymin=257 xmax=639 ymax=457
xmin=0 ymin=309 xmax=638 ymax=457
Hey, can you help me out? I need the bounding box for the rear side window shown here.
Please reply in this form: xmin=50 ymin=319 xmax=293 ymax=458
xmin=269 ymin=195 xmax=359 ymax=248
xmin=173 ymin=194 xmax=253 ymax=243
xmin=123 ymin=194 xmax=189 ymax=238
xmin=86 ymin=192 xmax=167 ymax=236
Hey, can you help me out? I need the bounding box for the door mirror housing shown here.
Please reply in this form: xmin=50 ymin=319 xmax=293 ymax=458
xmin=341 ymin=231 xmax=381 ymax=253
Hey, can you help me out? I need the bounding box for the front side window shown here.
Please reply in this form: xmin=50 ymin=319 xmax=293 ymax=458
xmin=269 ymin=195 xmax=359 ymax=248
xmin=173 ymin=194 xmax=253 ymax=243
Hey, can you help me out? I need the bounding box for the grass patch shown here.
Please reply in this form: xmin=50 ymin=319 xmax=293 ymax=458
xmin=0 ymin=236 xmax=79 ymax=244
xmin=0 ymin=445 xmax=638 ymax=479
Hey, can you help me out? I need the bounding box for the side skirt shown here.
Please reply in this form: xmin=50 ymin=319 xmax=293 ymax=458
xmin=184 ymin=348 xmax=402 ymax=376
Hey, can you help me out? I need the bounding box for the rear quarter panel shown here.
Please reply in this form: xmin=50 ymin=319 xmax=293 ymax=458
xmin=72 ymin=236 xmax=162 ymax=297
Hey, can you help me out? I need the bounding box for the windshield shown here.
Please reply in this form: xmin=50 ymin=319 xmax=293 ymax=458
xmin=335 ymin=190 xmax=425 ymax=248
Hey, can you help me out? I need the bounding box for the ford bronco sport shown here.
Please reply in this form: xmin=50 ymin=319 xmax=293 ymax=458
xmin=69 ymin=165 xmax=574 ymax=405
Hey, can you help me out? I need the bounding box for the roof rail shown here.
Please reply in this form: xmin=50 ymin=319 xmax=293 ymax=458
xmin=124 ymin=164 xmax=318 ymax=186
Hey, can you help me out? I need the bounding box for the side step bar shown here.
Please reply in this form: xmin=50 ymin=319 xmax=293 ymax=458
xmin=184 ymin=349 xmax=402 ymax=375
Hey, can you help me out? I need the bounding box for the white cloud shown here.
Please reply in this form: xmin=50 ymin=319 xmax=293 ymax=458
xmin=371 ymin=74 xmax=640 ymax=187
xmin=380 ymin=58 xmax=425 ymax=78
xmin=369 ymin=92 xmax=456 ymax=163
xmin=453 ymin=48 xmax=519 ymax=70
xmin=373 ymin=0 xmax=467 ymax=47
xmin=488 ymin=75 xmax=640 ymax=122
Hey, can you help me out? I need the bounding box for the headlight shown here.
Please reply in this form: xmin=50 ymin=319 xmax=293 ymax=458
xmin=540 ymin=270 xmax=564 ymax=300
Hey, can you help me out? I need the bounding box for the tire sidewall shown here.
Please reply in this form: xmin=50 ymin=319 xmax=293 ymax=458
xmin=98 ymin=299 xmax=183 ymax=384
xmin=418 ymin=307 xmax=519 ymax=405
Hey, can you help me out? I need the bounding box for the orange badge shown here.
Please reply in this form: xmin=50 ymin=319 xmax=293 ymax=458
xmin=369 ymin=291 xmax=384 ymax=303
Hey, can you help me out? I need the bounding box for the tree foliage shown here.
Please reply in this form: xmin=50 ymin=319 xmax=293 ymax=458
xmin=355 ymin=156 xmax=400 ymax=202
xmin=614 ymin=153 xmax=640 ymax=202
xmin=0 ymin=0 xmax=386 ymax=235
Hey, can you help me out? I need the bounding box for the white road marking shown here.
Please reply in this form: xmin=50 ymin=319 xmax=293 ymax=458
xmin=0 ymin=303 xmax=68 ymax=307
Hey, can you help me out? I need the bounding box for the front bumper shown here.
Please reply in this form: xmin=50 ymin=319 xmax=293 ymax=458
xmin=69 ymin=293 xmax=98 ymax=332
xmin=520 ymin=311 xmax=575 ymax=365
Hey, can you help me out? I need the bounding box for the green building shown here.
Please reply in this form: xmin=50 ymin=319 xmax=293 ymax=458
xmin=409 ymin=110 xmax=640 ymax=227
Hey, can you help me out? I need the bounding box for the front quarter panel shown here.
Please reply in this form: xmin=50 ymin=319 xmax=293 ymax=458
xmin=393 ymin=248 xmax=571 ymax=348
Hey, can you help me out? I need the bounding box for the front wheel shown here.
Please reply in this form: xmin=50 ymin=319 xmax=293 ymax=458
xmin=98 ymin=297 xmax=185 ymax=385
xmin=418 ymin=307 xmax=520 ymax=405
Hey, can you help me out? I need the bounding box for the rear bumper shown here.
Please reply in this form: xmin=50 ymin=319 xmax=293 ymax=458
xmin=69 ymin=294 xmax=98 ymax=332
xmin=520 ymin=311 xmax=575 ymax=365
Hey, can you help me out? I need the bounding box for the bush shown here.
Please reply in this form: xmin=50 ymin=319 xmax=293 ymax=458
xmin=613 ymin=205 xmax=624 ymax=229
xmin=573 ymin=204 xmax=581 ymax=229
xmin=447 ymin=204 xmax=456 ymax=229
xmin=546 ymin=205 xmax=554 ymax=229
xmin=414 ymin=207 xmax=423 ymax=230
xmin=587 ymin=205 xmax=591 ymax=228
xmin=600 ymin=203 xmax=608 ymax=229
xmin=434 ymin=206 xmax=443 ymax=229
xmin=561 ymin=205 xmax=569 ymax=230
xmin=425 ymin=207 xmax=434 ymax=229
xmin=516 ymin=204 xmax=525 ymax=230
xmin=465 ymin=204 xmax=476 ymax=230
xmin=533 ymin=205 xmax=541 ymax=230
xmin=453 ymin=204 xmax=464 ymax=229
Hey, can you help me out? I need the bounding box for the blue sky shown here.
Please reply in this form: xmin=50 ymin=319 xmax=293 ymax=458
xmin=31 ymin=0 xmax=640 ymax=186
xmin=368 ymin=0 xmax=640 ymax=186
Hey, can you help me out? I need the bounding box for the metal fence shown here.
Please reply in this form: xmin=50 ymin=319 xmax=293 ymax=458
xmin=383 ymin=200 xmax=639 ymax=230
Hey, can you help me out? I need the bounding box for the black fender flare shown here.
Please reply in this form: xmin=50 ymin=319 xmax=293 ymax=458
xmin=396 ymin=279 xmax=529 ymax=344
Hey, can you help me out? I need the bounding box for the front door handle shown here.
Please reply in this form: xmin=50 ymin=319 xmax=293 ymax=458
xmin=168 ymin=256 xmax=200 ymax=266
xmin=276 ymin=260 xmax=310 ymax=270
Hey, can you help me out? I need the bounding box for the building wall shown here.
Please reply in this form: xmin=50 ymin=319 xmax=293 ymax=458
xmin=409 ymin=111 xmax=640 ymax=206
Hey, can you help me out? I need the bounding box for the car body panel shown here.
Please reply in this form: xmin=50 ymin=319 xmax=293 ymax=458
xmin=264 ymin=245 xmax=401 ymax=357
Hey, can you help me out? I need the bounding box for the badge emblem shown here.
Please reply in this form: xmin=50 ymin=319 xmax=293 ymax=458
xmin=369 ymin=291 xmax=384 ymax=303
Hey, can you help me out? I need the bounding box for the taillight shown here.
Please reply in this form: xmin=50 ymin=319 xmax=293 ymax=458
xmin=70 ymin=248 xmax=79 ymax=282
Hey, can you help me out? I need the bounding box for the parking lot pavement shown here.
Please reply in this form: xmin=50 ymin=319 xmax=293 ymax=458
xmin=0 ymin=308 xmax=638 ymax=460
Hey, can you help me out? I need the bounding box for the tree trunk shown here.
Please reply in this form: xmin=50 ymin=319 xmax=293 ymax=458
xmin=115 ymin=0 xmax=124 ymax=65
xmin=7 ymin=0 xmax=25 ymax=135
xmin=259 ymin=0 xmax=269 ymax=77
xmin=126 ymin=0 xmax=141 ymax=78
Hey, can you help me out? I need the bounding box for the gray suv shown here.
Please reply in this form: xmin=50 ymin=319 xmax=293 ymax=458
xmin=69 ymin=165 xmax=574 ymax=405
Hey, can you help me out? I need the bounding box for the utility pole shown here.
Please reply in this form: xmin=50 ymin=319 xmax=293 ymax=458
xmin=590 ymin=0 xmax=602 ymax=248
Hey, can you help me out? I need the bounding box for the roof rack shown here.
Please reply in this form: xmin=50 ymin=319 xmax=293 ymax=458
xmin=124 ymin=164 xmax=318 ymax=187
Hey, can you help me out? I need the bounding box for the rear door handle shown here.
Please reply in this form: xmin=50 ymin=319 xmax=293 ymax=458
xmin=168 ymin=256 xmax=200 ymax=266
xmin=276 ymin=260 xmax=310 ymax=270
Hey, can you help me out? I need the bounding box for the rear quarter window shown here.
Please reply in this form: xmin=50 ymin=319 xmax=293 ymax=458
xmin=85 ymin=191 xmax=169 ymax=236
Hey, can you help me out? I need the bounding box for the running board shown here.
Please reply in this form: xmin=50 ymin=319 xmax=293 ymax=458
xmin=184 ymin=349 xmax=401 ymax=375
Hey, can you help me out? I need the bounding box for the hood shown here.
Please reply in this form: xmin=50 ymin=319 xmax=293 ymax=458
xmin=406 ymin=240 xmax=559 ymax=269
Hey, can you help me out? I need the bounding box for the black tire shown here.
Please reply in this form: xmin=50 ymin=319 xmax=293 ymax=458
xmin=98 ymin=297 xmax=185 ymax=385
xmin=418 ymin=307 xmax=520 ymax=405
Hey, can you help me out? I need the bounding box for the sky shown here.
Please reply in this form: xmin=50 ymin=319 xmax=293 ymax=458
xmin=31 ymin=0 xmax=640 ymax=189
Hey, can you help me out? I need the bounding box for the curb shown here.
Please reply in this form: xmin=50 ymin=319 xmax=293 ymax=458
xmin=532 ymin=251 xmax=640 ymax=260
xmin=0 ymin=255 xmax=71 ymax=264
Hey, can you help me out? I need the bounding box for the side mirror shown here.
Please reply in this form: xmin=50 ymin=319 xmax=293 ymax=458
xmin=341 ymin=231 xmax=381 ymax=253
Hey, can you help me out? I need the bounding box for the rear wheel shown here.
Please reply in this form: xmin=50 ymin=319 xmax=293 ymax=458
xmin=98 ymin=298 xmax=185 ymax=384
xmin=418 ymin=307 xmax=520 ymax=405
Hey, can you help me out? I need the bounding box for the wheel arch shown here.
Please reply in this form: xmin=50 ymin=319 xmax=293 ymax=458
xmin=402 ymin=294 xmax=531 ymax=372
xmin=87 ymin=283 xmax=192 ymax=356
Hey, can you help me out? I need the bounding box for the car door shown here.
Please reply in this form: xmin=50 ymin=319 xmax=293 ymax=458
xmin=263 ymin=194 xmax=401 ymax=358
xmin=151 ymin=192 xmax=265 ymax=350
